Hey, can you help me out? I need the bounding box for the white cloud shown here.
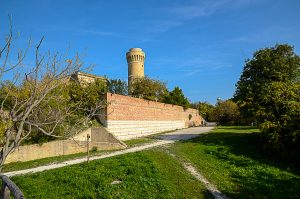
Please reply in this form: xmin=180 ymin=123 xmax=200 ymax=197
xmin=146 ymin=20 xmax=183 ymax=33
xmin=168 ymin=0 xmax=267 ymax=20
xmin=140 ymin=0 xmax=268 ymax=35
xmin=169 ymin=0 xmax=230 ymax=19
xmin=229 ymin=26 xmax=297 ymax=43
xmin=152 ymin=57 xmax=231 ymax=78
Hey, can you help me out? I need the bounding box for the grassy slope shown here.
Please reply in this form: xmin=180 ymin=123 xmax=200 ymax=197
xmin=170 ymin=126 xmax=300 ymax=199
xmin=12 ymin=149 xmax=209 ymax=199
xmin=123 ymin=137 xmax=155 ymax=147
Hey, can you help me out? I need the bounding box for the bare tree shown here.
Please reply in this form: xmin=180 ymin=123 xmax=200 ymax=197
xmin=0 ymin=20 xmax=104 ymax=169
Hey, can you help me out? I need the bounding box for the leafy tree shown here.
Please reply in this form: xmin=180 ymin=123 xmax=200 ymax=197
xmin=164 ymin=86 xmax=190 ymax=109
xmin=0 ymin=22 xmax=103 ymax=168
xmin=1 ymin=81 xmax=71 ymax=144
xmin=131 ymin=77 xmax=169 ymax=102
xmin=259 ymin=82 xmax=300 ymax=150
xmin=234 ymin=44 xmax=300 ymax=150
xmin=69 ymin=79 xmax=107 ymax=112
xmin=108 ymin=78 xmax=128 ymax=95
xmin=210 ymin=99 xmax=240 ymax=125
xmin=191 ymin=102 xmax=214 ymax=121
xmin=234 ymin=44 xmax=300 ymax=119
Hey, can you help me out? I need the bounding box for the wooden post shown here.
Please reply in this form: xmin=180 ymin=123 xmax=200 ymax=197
xmin=1 ymin=182 xmax=10 ymax=199
xmin=87 ymin=134 xmax=90 ymax=163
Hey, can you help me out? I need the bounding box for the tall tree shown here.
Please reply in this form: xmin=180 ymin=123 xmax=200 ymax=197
xmin=234 ymin=44 xmax=300 ymax=150
xmin=131 ymin=77 xmax=168 ymax=102
xmin=234 ymin=44 xmax=300 ymax=119
xmin=191 ymin=101 xmax=214 ymax=121
xmin=164 ymin=86 xmax=190 ymax=109
xmin=108 ymin=79 xmax=128 ymax=95
xmin=210 ymin=99 xmax=240 ymax=125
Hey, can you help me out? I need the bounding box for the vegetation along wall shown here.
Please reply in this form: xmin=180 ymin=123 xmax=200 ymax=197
xmin=101 ymin=93 xmax=203 ymax=140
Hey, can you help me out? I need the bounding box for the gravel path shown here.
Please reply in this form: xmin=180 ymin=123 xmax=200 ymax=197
xmin=4 ymin=127 xmax=213 ymax=177
xmin=157 ymin=126 xmax=214 ymax=140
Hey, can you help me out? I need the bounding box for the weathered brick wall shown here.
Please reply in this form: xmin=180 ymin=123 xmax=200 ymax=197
xmin=103 ymin=93 xmax=203 ymax=140
xmin=4 ymin=94 xmax=203 ymax=163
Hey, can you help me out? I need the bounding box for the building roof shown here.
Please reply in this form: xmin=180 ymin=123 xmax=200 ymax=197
xmin=75 ymin=71 xmax=107 ymax=81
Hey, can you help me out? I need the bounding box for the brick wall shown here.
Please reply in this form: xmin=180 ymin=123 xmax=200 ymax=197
xmin=4 ymin=94 xmax=203 ymax=163
xmin=102 ymin=93 xmax=203 ymax=140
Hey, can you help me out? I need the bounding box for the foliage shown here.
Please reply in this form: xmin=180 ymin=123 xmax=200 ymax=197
xmin=191 ymin=101 xmax=215 ymax=121
xmin=163 ymin=86 xmax=190 ymax=109
xmin=234 ymin=44 xmax=300 ymax=119
xmin=11 ymin=150 xmax=207 ymax=198
xmin=170 ymin=126 xmax=300 ymax=199
xmin=69 ymin=79 xmax=107 ymax=116
xmin=259 ymin=82 xmax=300 ymax=151
xmin=234 ymin=44 xmax=300 ymax=150
xmin=0 ymin=21 xmax=103 ymax=168
xmin=131 ymin=78 xmax=191 ymax=110
xmin=131 ymin=77 xmax=169 ymax=102
xmin=210 ymin=99 xmax=240 ymax=125
xmin=108 ymin=78 xmax=128 ymax=95
xmin=0 ymin=77 xmax=106 ymax=145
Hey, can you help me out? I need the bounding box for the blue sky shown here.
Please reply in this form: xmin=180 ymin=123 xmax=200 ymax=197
xmin=1 ymin=0 xmax=300 ymax=104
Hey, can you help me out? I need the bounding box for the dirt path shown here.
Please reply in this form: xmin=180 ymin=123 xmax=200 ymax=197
xmin=4 ymin=140 xmax=172 ymax=177
xmin=183 ymin=162 xmax=229 ymax=199
xmin=4 ymin=127 xmax=213 ymax=177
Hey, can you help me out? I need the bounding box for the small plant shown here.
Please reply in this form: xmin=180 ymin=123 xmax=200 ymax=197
xmin=188 ymin=114 xmax=192 ymax=120
xmin=91 ymin=146 xmax=98 ymax=152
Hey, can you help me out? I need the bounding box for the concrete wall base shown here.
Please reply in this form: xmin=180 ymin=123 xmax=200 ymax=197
xmin=5 ymin=127 xmax=126 ymax=164
xmin=105 ymin=120 xmax=185 ymax=140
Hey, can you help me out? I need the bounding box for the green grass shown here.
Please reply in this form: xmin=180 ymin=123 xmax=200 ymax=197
xmin=3 ymin=137 xmax=156 ymax=173
xmin=170 ymin=126 xmax=300 ymax=199
xmin=6 ymin=126 xmax=300 ymax=198
xmin=11 ymin=149 xmax=210 ymax=199
xmin=123 ymin=137 xmax=155 ymax=147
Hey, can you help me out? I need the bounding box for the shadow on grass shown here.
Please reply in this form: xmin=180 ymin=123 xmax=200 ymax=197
xmin=156 ymin=134 xmax=204 ymax=141
xmin=181 ymin=131 xmax=300 ymax=199
xmin=187 ymin=132 xmax=299 ymax=172
xmin=217 ymin=126 xmax=258 ymax=130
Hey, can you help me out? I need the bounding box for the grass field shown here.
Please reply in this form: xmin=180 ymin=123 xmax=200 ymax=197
xmin=8 ymin=126 xmax=300 ymax=198
xmin=12 ymin=149 xmax=210 ymax=199
xmin=123 ymin=137 xmax=155 ymax=147
xmin=170 ymin=126 xmax=300 ymax=199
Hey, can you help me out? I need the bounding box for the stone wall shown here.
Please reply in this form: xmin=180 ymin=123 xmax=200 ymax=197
xmin=102 ymin=93 xmax=203 ymax=140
